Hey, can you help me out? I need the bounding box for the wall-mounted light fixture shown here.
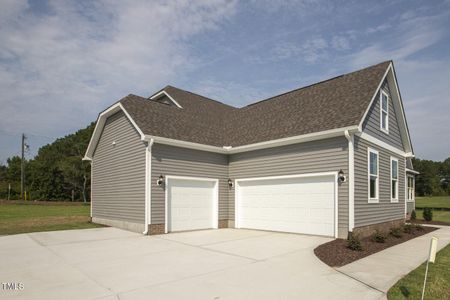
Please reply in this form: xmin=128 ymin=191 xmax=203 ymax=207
xmin=227 ymin=178 xmax=233 ymax=188
xmin=112 ymin=141 xmax=116 ymax=146
xmin=156 ymin=174 xmax=164 ymax=186
xmin=338 ymin=169 xmax=346 ymax=183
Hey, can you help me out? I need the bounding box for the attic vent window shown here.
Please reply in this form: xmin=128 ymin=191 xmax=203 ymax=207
xmin=149 ymin=91 xmax=183 ymax=108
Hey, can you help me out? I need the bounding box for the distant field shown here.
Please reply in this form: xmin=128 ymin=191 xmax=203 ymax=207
xmin=0 ymin=201 xmax=103 ymax=235
xmin=415 ymin=196 xmax=450 ymax=209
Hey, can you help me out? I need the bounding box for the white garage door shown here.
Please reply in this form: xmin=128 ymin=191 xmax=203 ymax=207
xmin=167 ymin=177 xmax=218 ymax=232
xmin=236 ymin=174 xmax=336 ymax=237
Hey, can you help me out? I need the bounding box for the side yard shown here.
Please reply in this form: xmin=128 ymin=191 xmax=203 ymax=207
xmin=414 ymin=196 xmax=450 ymax=225
xmin=0 ymin=200 xmax=103 ymax=235
xmin=388 ymin=244 xmax=450 ymax=300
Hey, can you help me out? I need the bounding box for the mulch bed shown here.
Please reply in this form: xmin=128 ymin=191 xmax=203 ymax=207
xmin=409 ymin=219 xmax=450 ymax=226
xmin=314 ymin=225 xmax=438 ymax=267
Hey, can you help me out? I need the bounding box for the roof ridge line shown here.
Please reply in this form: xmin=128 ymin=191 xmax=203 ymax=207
xmin=245 ymin=60 xmax=392 ymax=108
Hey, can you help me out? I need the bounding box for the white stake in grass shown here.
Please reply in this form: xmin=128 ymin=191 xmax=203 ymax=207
xmin=421 ymin=237 xmax=438 ymax=300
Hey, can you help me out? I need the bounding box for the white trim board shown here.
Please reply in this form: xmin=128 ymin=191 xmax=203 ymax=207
xmin=345 ymin=131 xmax=355 ymax=231
xmin=357 ymin=132 xmax=412 ymax=157
xmin=234 ymin=172 xmax=338 ymax=238
xmin=164 ymin=175 xmax=219 ymax=234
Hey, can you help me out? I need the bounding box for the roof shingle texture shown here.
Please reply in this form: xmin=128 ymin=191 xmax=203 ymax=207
xmin=120 ymin=61 xmax=390 ymax=147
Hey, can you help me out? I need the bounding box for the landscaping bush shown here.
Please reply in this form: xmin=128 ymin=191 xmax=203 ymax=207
xmin=347 ymin=234 xmax=363 ymax=251
xmin=423 ymin=207 xmax=433 ymax=221
xmin=410 ymin=210 xmax=416 ymax=220
xmin=403 ymin=224 xmax=414 ymax=234
xmin=390 ymin=227 xmax=403 ymax=238
xmin=371 ymin=230 xmax=388 ymax=243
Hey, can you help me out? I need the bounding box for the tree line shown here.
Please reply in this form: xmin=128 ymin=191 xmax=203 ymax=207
xmin=0 ymin=123 xmax=94 ymax=202
xmin=0 ymin=122 xmax=449 ymax=201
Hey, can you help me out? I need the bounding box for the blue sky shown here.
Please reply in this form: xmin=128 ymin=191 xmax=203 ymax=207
xmin=1 ymin=0 xmax=450 ymax=164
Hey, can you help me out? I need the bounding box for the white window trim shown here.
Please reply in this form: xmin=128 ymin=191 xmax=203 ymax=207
xmin=390 ymin=157 xmax=399 ymax=203
xmin=368 ymin=148 xmax=379 ymax=203
xmin=380 ymin=90 xmax=389 ymax=134
xmin=407 ymin=175 xmax=415 ymax=202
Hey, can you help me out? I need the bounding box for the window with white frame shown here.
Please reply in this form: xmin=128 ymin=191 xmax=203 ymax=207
xmin=407 ymin=176 xmax=414 ymax=201
xmin=368 ymin=148 xmax=379 ymax=202
xmin=380 ymin=90 xmax=389 ymax=133
xmin=391 ymin=157 xmax=398 ymax=202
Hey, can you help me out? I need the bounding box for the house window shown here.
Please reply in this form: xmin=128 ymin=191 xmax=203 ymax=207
xmin=380 ymin=90 xmax=389 ymax=133
xmin=368 ymin=148 xmax=379 ymax=203
xmin=407 ymin=176 xmax=415 ymax=201
xmin=391 ymin=157 xmax=398 ymax=202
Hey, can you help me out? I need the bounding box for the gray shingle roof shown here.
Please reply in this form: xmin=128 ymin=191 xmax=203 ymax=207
xmin=120 ymin=61 xmax=391 ymax=147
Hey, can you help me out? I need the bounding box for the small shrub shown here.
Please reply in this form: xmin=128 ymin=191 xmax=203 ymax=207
xmin=371 ymin=230 xmax=388 ymax=243
xmin=423 ymin=207 xmax=433 ymax=221
xmin=390 ymin=227 xmax=403 ymax=238
xmin=347 ymin=234 xmax=363 ymax=251
xmin=410 ymin=210 xmax=416 ymax=220
xmin=403 ymin=224 xmax=414 ymax=234
xmin=414 ymin=224 xmax=425 ymax=231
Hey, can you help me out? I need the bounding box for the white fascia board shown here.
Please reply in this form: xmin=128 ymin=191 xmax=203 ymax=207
xmin=143 ymin=135 xmax=228 ymax=154
xmin=84 ymin=103 xmax=146 ymax=160
xmin=357 ymin=132 xmax=410 ymax=157
xmin=144 ymin=126 xmax=359 ymax=155
xmin=227 ymin=126 xmax=359 ymax=154
xmin=406 ymin=168 xmax=420 ymax=175
xmin=150 ymin=91 xmax=183 ymax=108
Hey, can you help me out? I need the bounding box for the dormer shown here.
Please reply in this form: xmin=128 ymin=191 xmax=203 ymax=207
xmin=150 ymin=90 xmax=182 ymax=108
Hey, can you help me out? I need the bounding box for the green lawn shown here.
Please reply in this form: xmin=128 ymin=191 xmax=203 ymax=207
xmin=388 ymin=244 xmax=450 ymax=300
xmin=0 ymin=201 xmax=103 ymax=235
xmin=415 ymin=210 xmax=450 ymax=224
xmin=415 ymin=196 xmax=450 ymax=209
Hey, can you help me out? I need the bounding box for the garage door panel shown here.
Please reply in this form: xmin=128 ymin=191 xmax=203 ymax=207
xmin=168 ymin=178 xmax=216 ymax=232
xmin=237 ymin=175 xmax=336 ymax=237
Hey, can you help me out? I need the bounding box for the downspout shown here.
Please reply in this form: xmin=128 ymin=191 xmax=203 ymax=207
xmin=143 ymin=138 xmax=154 ymax=235
xmin=344 ymin=130 xmax=355 ymax=232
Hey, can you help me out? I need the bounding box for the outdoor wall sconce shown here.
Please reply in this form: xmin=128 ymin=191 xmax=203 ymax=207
xmin=156 ymin=175 xmax=164 ymax=186
xmin=338 ymin=169 xmax=346 ymax=183
xmin=227 ymin=178 xmax=233 ymax=188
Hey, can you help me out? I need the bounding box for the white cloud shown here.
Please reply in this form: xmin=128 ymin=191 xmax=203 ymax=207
xmin=0 ymin=0 xmax=237 ymax=140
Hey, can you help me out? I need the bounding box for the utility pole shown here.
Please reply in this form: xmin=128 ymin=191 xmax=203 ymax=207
xmin=20 ymin=134 xmax=27 ymax=200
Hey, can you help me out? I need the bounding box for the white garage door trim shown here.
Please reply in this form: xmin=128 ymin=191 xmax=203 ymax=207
xmin=235 ymin=172 xmax=338 ymax=238
xmin=165 ymin=175 xmax=219 ymax=233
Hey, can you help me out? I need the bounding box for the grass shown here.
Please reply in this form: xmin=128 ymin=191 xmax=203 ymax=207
xmin=415 ymin=210 xmax=450 ymax=224
xmin=0 ymin=201 xmax=103 ymax=235
xmin=415 ymin=196 xmax=450 ymax=209
xmin=388 ymin=244 xmax=450 ymax=300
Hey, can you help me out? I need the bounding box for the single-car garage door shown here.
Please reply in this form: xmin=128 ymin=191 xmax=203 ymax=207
xmin=167 ymin=176 xmax=218 ymax=232
xmin=235 ymin=173 xmax=337 ymax=237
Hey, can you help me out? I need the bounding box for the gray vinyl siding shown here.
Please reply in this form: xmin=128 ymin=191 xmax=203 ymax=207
xmin=362 ymin=80 xmax=405 ymax=151
xmin=151 ymin=144 xmax=229 ymax=224
xmin=92 ymin=111 xmax=146 ymax=224
xmin=229 ymin=137 xmax=349 ymax=238
xmin=354 ymin=136 xmax=405 ymax=227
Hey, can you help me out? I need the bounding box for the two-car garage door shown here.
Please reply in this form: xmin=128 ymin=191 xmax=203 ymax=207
xmin=236 ymin=174 xmax=337 ymax=237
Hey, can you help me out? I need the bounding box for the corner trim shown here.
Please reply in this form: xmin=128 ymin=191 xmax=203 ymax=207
xmin=143 ymin=138 xmax=154 ymax=235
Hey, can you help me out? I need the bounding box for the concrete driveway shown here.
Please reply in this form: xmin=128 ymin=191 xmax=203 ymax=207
xmin=0 ymin=228 xmax=383 ymax=300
